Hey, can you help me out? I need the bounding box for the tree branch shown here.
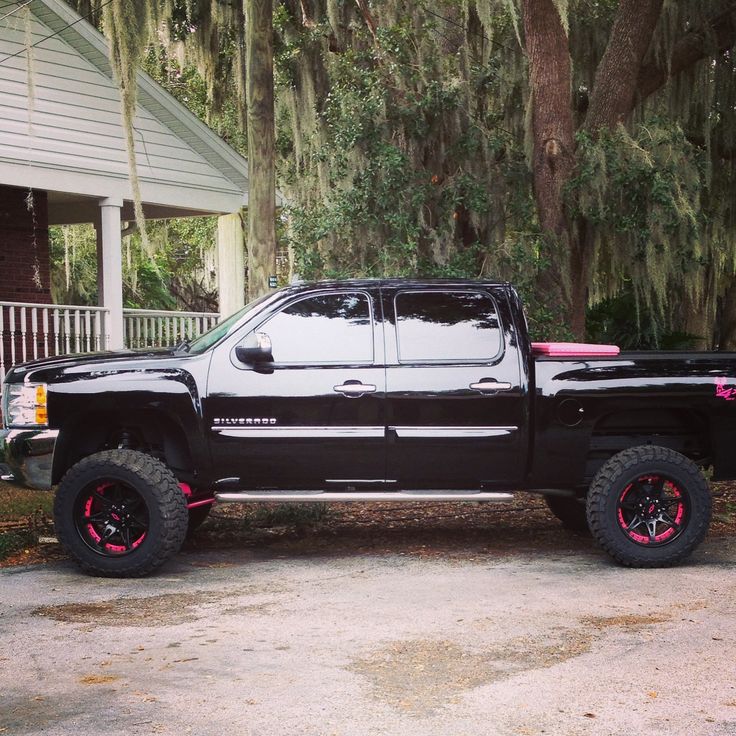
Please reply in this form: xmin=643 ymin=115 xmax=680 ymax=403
xmin=637 ymin=4 xmax=736 ymax=101
xmin=298 ymin=0 xmax=316 ymax=28
xmin=585 ymin=0 xmax=663 ymax=133
xmin=354 ymin=0 xmax=378 ymax=43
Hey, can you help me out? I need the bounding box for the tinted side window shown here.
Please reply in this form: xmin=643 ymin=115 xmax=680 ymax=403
xmin=260 ymin=292 xmax=373 ymax=363
xmin=395 ymin=291 xmax=502 ymax=362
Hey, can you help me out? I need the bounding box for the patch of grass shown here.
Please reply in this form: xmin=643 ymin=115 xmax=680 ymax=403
xmin=0 ymin=530 xmax=36 ymax=560
xmin=0 ymin=483 xmax=54 ymax=561
xmin=0 ymin=482 xmax=54 ymax=519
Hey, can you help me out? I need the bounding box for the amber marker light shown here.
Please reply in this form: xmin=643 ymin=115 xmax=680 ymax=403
xmin=35 ymin=384 xmax=48 ymax=426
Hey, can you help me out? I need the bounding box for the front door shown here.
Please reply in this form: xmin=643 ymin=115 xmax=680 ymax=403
xmin=383 ymin=286 xmax=526 ymax=489
xmin=205 ymin=288 xmax=386 ymax=489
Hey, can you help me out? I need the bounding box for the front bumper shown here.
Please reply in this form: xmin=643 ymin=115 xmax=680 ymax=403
xmin=0 ymin=428 xmax=59 ymax=490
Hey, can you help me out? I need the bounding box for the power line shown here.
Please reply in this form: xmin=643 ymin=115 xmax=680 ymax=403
xmin=0 ymin=0 xmax=115 ymax=66
xmin=0 ymin=0 xmax=33 ymax=25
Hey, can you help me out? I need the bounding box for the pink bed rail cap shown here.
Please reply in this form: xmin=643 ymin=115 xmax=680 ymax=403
xmin=531 ymin=342 xmax=620 ymax=357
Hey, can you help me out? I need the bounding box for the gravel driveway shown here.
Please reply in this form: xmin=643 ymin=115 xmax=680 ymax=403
xmin=2 ymin=529 xmax=736 ymax=736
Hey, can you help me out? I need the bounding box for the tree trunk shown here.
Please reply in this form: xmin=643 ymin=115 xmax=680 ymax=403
xmin=246 ymin=0 xmax=277 ymax=300
xmin=682 ymin=294 xmax=714 ymax=350
xmin=718 ymin=280 xmax=736 ymax=350
xmin=584 ymin=0 xmax=663 ymax=132
xmin=521 ymin=0 xmax=577 ymax=335
xmin=637 ymin=5 xmax=736 ymax=102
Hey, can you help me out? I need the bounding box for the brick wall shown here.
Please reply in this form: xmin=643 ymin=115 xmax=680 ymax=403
xmin=0 ymin=185 xmax=51 ymax=304
xmin=0 ymin=186 xmax=51 ymax=375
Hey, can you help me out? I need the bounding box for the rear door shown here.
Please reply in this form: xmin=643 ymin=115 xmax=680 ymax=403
xmin=205 ymin=287 xmax=386 ymax=489
xmin=383 ymin=285 xmax=525 ymax=489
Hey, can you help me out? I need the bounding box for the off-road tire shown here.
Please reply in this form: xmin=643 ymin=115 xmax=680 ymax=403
xmin=54 ymin=449 xmax=188 ymax=577
xmin=586 ymin=445 xmax=711 ymax=567
xmin=545 ymin=494 xmax=590 ymax=534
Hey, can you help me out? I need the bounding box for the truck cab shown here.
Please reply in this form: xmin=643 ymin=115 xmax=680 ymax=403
xmin=203 ymin=280 xmax=528 ymax=491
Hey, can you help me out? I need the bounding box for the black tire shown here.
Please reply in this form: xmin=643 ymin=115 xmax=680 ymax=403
xmin=187 ymin=503 xmax=213 ymax=536
xmin=54 ymin=449 xmax=188 ymax=577
xmin=545 ymin=494 xmax=590 ymax=534
xmin=586 ymin=445 xmax=711 ymax=568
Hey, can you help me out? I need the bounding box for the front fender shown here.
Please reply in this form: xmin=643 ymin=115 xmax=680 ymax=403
xmin=47 ymin=369 xmax=208 ymax=482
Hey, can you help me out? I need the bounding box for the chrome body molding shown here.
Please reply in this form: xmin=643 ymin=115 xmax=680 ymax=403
xmin=390 ymin=426 xmax=518 ymax=438
xmin=326 ymin=478 xmax=397 ymax=484
xmin=210 ymin=425 xmax=385 ymax=439
xmin=216 ymin=490 xmax=516 ymax=503
xmin=211 ymin=425 xmax=517 ymax=439
xmin=0 ymin=428 xmax=59 ymax=491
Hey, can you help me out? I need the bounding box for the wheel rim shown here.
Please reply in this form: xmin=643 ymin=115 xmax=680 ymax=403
xmin=616 ymin=474 xmax=688 ymax=547
xmin=74 ymin=481 xmax=149 ymax=556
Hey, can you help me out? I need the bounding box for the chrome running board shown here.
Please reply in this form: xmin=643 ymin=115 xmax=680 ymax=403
xmin=215 ymin=490 xmax=515 ymax=503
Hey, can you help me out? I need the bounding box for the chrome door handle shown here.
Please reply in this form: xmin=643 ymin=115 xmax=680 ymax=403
xmin=469 ymin=380 xmax=513 ymax=393
xmin=333 ymin=382 xmax=377 ymax=398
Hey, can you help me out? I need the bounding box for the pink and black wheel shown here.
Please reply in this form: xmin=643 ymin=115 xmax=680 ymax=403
xmin=587 ymin=446 xmax=711 ymax=567
xmin=76 ymin=481 xmax=149 ymax=555
xmin=616 ymin=475 xmax=687 ymax=547
xmin=54 ymin=449 xmax=188 ymax=577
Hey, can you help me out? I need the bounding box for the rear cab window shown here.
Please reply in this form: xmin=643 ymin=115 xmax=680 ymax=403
xmin=393 ymin=290 xmax=504 ymax=363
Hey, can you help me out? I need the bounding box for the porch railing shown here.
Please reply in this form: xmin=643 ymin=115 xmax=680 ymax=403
xmin=1 ymin=302 xmax=219 ymax=385
xmin=123 ymin=308 xmax=219 ymax=349
xmin=1 ymin=301 xmax=109 ymax=383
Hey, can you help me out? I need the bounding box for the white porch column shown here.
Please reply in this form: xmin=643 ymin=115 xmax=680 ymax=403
xmin=216 ymin=212 xmax=245 ymax=318
xmin=96 ymin=196 xmax=124 ymax=350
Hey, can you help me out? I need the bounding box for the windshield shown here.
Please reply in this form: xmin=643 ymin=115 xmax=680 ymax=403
xmin=184 ymin=292 xmax=274 ymax=354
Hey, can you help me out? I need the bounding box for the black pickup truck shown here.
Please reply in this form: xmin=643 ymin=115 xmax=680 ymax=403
xmin=1 ymin=279 xmax=733 ymax=576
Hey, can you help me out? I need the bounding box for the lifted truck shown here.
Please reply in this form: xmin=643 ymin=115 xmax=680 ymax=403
xmin=0 ymin=279 xmax=731 ymax=576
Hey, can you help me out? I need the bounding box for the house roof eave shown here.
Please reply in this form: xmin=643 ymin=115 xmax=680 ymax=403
xmin=33 ymin=0 xmax=250 ymax=196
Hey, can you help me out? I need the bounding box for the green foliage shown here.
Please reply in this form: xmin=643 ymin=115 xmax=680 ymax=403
xmin=142 ymin=49 xmax=247 ymax=156
xmin=274 ymin=1 xmax=539 ymax=292
xmin=569 ymin=121 xmax=710 ymax=331
xmin=63 ymin=0 xmax=736 ymax=344
xmin=586 ymin=290 xmax=699 ymax=349
xmin=49 ymin=218 xmax=219 ymax=312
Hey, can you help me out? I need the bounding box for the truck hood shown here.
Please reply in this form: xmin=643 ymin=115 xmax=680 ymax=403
xmin=4 ymin=348 xmax=180 ymax=383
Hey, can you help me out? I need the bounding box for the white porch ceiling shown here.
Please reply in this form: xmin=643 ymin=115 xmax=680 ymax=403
xmin=46 ymin=191 xmax=233 ymax=226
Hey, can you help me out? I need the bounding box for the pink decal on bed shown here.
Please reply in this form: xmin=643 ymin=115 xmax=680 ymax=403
xmin=715 ymin=377 xmax=736 ymax=401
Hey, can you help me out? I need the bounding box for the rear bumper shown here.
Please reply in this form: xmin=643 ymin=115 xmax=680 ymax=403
xmin=0 ymin=428 xmax=59 ymax=490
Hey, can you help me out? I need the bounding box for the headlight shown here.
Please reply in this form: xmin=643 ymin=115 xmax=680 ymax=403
xmin=4 ymin=383 xmax=48 ymax=427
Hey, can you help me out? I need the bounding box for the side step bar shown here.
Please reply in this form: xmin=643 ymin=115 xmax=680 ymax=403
xmin=215 ymin=490 xmax=515 ymax=503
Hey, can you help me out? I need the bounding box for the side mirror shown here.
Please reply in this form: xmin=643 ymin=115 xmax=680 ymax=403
xmin=235 ymin=332 xmax=273 ymax=371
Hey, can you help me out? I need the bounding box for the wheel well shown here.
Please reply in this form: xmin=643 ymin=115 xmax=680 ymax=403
xmin=584 ymin=409 xmax=710 ymax=485
xmin=53 ymin=410 xmax=194 ymax=484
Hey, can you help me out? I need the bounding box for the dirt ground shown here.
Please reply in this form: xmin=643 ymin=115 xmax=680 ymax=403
xmin=2 ymin=523 xmax=736 ymax=736
xmin=2 ymin=484 xmax=736 ymax=735
xmin=2 ymin=479 xmax=736 ymax=568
